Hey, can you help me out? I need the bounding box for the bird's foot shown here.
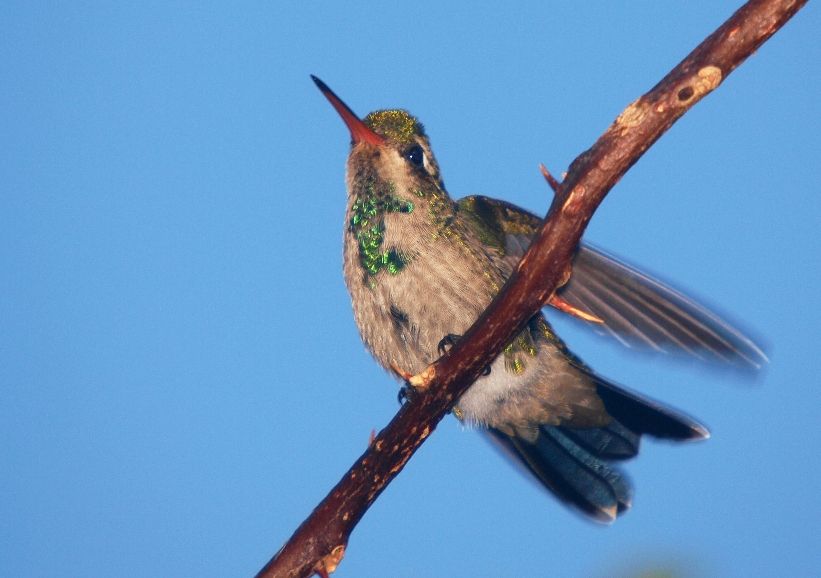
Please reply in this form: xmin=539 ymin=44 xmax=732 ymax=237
xmin=397 ymin=383 xmax=415 ymax=405
xmin=392 ymin=359 xmax=436 ymax=405
xmin=437 ymin=333 xmax=461 ymax=356
xmin=436 ymin=334 xmax=491 ymax=376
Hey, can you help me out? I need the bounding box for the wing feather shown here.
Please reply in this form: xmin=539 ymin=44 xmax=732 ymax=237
xmin=457 ymin=195 xmax=767 ymax=368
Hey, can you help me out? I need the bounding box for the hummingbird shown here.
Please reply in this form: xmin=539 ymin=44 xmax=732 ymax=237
xmin=311 ymin=75 xmax=766 ymax=522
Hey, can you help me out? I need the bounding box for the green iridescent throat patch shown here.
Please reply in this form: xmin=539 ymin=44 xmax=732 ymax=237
xmin=350 ymin=192 xmax=414 ymax=276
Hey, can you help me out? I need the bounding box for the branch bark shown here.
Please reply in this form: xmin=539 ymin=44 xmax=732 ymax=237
xmin=258 ymin=1 xmax=807 ymax=576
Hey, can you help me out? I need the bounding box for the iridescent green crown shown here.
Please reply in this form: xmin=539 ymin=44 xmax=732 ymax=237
xmin=364 ymin=109 xmax=425 ymax=144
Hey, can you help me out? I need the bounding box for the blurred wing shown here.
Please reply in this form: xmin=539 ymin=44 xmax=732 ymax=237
xmin=560 ymin=244 xmax=767 ymax=368
xmin=457 ymin=195 xmax=767 ymax=369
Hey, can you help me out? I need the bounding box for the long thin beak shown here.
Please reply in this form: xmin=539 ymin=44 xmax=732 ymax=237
xmin=311 ymin=75 xmax=385 ymax=146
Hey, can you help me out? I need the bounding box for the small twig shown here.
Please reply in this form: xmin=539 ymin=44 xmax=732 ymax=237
xmin=539 ymin=163 xmax=562 ymax=196
xmin=257 ymin=1 xmax=807 ymax=576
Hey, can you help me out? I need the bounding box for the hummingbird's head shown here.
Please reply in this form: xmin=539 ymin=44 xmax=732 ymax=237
xmin=311 ymin=75 xmax=446 ymax=196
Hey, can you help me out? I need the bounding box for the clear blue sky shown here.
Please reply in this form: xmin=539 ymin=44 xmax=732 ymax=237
xmin=2 ymin=3 xmax=819 ymax=577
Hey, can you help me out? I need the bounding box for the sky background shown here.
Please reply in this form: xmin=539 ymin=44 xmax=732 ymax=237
xmin=2 ymin=2 xmax=819 ymax=577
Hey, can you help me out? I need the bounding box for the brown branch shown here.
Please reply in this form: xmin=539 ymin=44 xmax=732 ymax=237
xmin=257 ymin=1 xmax=807 ymax=576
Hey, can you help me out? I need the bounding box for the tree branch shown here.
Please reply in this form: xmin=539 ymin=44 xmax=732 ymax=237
xmin=257 ymin=1 xmax=807 ymax=576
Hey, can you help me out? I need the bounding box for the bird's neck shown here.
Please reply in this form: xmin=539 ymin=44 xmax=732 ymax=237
xmin=344 ymin=177 xmax=457 ymax=279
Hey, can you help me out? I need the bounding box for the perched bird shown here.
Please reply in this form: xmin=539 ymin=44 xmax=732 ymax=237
xmin=312 ymin=75 xmax=766 ymax=522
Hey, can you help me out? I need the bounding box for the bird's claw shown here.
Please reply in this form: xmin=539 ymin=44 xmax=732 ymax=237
xmin=436 ymin=333 xmax=492 ymax=376
xmin=437 ymin=333 xmax=461 ymax=356
xmin=397 ymin=383 xmax=416 ymax=405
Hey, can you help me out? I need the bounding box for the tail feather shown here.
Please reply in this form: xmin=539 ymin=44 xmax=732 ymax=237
xmin=561 ymin=419 xmax=640 ymax=460
xmin=489 ymin=426 xmax=631 ymax=523
xmin=487 ymin=375 xmax=708 ymax=522
xmin=594 ymin=378 xmax=710 ymax=441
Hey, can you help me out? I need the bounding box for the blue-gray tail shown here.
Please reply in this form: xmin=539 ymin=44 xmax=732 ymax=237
xmin=488 ymin=377 xmax=708 ymax=523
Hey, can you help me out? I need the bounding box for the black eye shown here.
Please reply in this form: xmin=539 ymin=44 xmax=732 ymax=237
xmin=406 ymin=145 xmax=424 ymax=168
